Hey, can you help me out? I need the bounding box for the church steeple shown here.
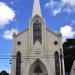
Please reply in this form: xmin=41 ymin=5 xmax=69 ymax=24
xmin=32 ymin=0 xmax=42 ymax=17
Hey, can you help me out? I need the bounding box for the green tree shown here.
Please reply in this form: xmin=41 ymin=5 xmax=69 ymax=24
xmin=63 ymin=39 xmax=75 ymax=74
xmin=0 ymin=70 xmax=9 ymax=75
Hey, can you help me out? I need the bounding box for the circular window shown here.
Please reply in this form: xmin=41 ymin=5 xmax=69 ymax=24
xmin=17 ymin=41 xmax=21 ymax=45
xmin=34 ymin=49 xmax=40 ymax=55
xmin=54 ymin=41 xmax=58 ymax=45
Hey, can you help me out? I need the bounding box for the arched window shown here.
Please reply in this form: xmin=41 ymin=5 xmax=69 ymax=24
xmin=16 ymin=51 xmax=21 ymax=75
xmin=33 ymin=18 xmax=42 ymax=44
xmin=54 ymin=51 xmax=60 ymax=75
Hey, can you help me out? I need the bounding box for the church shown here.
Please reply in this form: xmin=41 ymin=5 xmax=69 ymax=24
xmin=11 ymin=0 xmax=65 ymax=75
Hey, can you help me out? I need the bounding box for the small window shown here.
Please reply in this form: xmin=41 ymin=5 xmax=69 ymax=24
xmin=17 ymin=41 xmax=21 ymax=45
xmin=54 ymin=41 xmax=58 ymax=45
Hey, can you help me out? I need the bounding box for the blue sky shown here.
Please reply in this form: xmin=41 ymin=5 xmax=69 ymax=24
xmin=0 ymin=0 xmax=75 ymax=73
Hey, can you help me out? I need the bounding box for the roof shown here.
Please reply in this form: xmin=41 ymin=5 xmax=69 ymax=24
xmin=46 ymin=28 xmax=60 ymax=37
xmin=14 ymin=28 xmax=60 ymax=38
xmin=15 ymin=28 xmax=28 ymax=37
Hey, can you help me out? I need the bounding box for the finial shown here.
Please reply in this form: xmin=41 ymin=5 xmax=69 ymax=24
xmin=12 ymin=32 xmax=16 ymax=38
xmin=32 ymin=0 xmax=42 ymax=17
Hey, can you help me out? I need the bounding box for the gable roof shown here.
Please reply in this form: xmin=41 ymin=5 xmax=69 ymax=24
xmin=14 ymin=28 xmax=60 ymax=38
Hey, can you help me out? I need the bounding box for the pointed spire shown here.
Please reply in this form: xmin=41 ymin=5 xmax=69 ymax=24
xmin=32 ymin=0 xmax=42 ymax=17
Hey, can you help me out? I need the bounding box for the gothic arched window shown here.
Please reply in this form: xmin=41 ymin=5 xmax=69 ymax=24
xmin=54 ymin=51 xmax=60 ymax=75
xmin=16 ymin=51 xmax=21 ymax=75
xmin=33 ymin=18 xmax=42 ymax=44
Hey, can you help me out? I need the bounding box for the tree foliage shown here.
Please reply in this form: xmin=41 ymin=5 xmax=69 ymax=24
xmin=63 ymin=39 xmax=75 ymax=73
xmin=0 ymin=70 xmax=9 ymax=75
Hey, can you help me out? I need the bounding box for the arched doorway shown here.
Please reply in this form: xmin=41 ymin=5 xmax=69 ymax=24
xmin=29 ymin=59 xmax=48 ymax=75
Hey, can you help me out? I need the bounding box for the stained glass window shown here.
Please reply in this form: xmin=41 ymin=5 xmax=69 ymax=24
xmin=33 ymin=18 xmax=42 ymax=44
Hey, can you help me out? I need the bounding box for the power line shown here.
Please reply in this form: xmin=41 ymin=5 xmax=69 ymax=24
xmin=0 ymin=55 xmax=64 ymax=59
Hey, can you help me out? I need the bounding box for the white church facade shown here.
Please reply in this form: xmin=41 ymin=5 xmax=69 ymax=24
xmin=11 ymin=0 xmax=65 ymax=75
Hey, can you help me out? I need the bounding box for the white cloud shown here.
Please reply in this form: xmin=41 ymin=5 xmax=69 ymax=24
xmin=45 ymin=0 xmax=75 ymax=16
xmin=3 ymin=29 xmax=19 ymax=40
xmin=0 ymin=2 xmax=15 ymax=27
xmin=62 ymin=0 xmax=75 ymax=6
xmin=53 ymin=8 xmax=62 ymax=16
xmin=45 ymin=0 xmax=62 ymax=16
xmin=60 ymin=25 xmax=75 ymax=42
xmin=45 ymin=0 xmax=58 ymax=8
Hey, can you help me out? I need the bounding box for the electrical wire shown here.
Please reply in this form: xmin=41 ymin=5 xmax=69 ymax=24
xmin=0 ymin=50 xmax=64 ymax=59
xmin=0 ymin=55 xmax=64 ymax=59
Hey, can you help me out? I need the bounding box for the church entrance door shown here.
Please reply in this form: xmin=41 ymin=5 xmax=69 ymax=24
xmin=29 ymin=59 xmax=48 ymax=75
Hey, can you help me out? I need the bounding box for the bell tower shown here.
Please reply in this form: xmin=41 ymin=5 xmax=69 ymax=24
xmin=32 ymin=0 xmax=42 ymax=17
xmin=29 ymin=0 xmax=46 ymax=51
